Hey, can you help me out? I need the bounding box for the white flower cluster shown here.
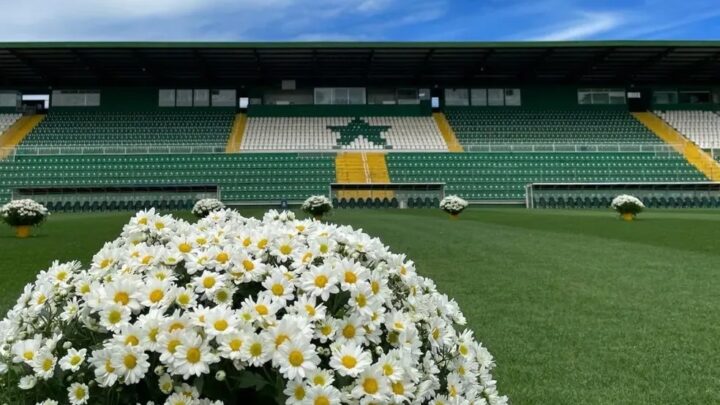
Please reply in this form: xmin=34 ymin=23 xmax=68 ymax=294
xmin=0 ymin=208 xmax=506 ymax=405
xmin=0 ymin=199 xmax=49 ymax=227
xmin=191 ymin=198 xmax=226 ymax=218
xmin=610 ymin=194 xmax=645 ymax=215
xmin=301 ymin=195 xmax=333 ymax=216
xmin=439 ymin=195 xmax=469 ymax=215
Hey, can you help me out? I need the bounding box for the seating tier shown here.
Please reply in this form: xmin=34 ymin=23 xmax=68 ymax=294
xmin=0 ymin=153 xmax=334 ymax=202
xmin=655 ymin=110 xmax=720 ymax=149
xmin=242 ymin=116 xmax=447 ymax=151
xmin=20 ymin=110 xmax=234 ymax=147
xmin=386 ymin=152 xmax=706 ymax=200
xmin=444 ymin=108 xmax=660 ymax=145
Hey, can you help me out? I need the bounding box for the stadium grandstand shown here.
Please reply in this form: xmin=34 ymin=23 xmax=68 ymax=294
xmin=1 ymin=41 xmax=720 ymax=209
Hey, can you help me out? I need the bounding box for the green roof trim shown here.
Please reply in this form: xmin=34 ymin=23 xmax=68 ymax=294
xmin=1 ymin=40 xmax=720 ymax=49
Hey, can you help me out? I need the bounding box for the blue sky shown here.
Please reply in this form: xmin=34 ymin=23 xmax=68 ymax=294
xmin=0 ymin=0 xmax=719 ymax=41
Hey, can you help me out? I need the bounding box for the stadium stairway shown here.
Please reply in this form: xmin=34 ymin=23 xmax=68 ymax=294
xmin=632 ymin=112 xmax=720 ymax=181
xmin=335 ymin=152 xmax=368 ymax=199
xmin=0 ymin=115 xmax=45 ymax=159
xmin=432 ymin=112 xmax=464 ymax=152
xmin=366 ymin=153 xmax=393 ymax=199
xmin=225 ymin=113 xmax=247 ymax=153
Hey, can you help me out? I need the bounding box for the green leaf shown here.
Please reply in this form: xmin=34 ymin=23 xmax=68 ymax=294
xmin=233 ymin=370 xmax=268 ymax=391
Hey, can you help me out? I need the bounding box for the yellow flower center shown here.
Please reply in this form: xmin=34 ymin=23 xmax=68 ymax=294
xmin=169 ymin=322 xmax=185 ymax=332
xmin=196 ymin=237 xmax=207 ymax=245
xmin=288 ymin=350 xmax=304 ymax=367
xmin=186 ymin=348 xmax=201 ymax=363
xmin=108 ymin=310 xmax=122 ymax=324
xmin=80 ymin=284 xmax=91 ymax=294
xmin=344 ymin=271 xmax=357 ymax=284
xmin=242 ymin=259 xmax=255 ymax=272
xmin=56 ymin=271 xmax=68 ymax=281
xmin=74 ymin=386 xmax=86 ymax=399
xmin=341 ymin=355 xmax=357 ymax=369
xmin=179 ymin=243 xmax=192 ymax=253
xmin=155 ymin=222 xmax=165 ymax=230
xmin=255 ymin=304 xmax=269 ymax=315
xmin=294 ymin=386 xmax=306 ymax=400
xmin=123 ymin=354 xmax=137 ymax=369
xmin=314 ymin=275 xmax=328 ymax=288
xmin=149 ymin=290 xmax=164 ymax=303
xmin=363 ymin=377 xmax=379 ymax=394
xmin=315 ymin=397 xmax=330 ymax=405
xmin=383 ymin=364 xmax=394 ymax=376
xmin=392 ymin=381 xmax=404 ymax=395
xmin=371 ymin=281 xmax=380 ymax=294
xmin=356 ymin=294 xmax=367 ymax=307
xmin=342 ymin=324 xmax=356 ymax=339
xmin=432 ymin=328 xmax=440 ymax=340
xmin=177 ymin=293 xmax=191 ymax=306
xmin=114 ymin=292 xmax=130 ymax=305
xmin=203 ymin=277 xmax=216 ymax=289
xmin=125 ymin=336 xmax=140 ymax=346
xmin=214 ymin=320 xmax=228 ymax=332
xmin=100 ymin=258 xmax=112 ymax=269
xmin=275 ymin=334 xmax=289 ymax=348
xmin=271 ymin=284 xmax=284 ymax=296
xmin=250 ymin=342 xmax=263 ymax=357
xmin=304 ymin=304 xmax=316 ymax=316
xmin=138 ymin=217 xmax=147 ymax=225
xmin=216 ymin=289 xmax=229 ymax=302
xmin=141 ymin=255 xmax=153 ymax=265
xmin=149 ymin=328 xmax=159 ymax=342
xmin=229 ymin=339 xmax=243 ymax=351
xmin=23 ymin=351 xmax=34 ymax=361
xmin=320 ymin=325 xmax=332 ymax=336
xmin=279 ymin=244 xmax=292 ymax=255
xmin=258 ymin=239 xmax=268 ymax=249
xmin=167 ymin=339 xmax=181 ymax=353
xmin=216 ymin=252 xmax=229 ymax=264
xmin=313 ymin=375 xmax=326 ymax=386
xmin=104 ymin=360 xmax=115 ymax=373
xmin=242 ymin=237 xmax=251 ymax=247
xmin=319 ymin=244 xmax=328 ymax=253
xmin=459 ymin=344 xmax=469 ymax=356
xmin=42 ymin=358 xmax=53 ymax=371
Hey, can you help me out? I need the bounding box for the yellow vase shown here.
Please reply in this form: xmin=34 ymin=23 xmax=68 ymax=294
xmin=621 ymin=213 xmax=634 ymax=222
xmin=15 ymin=225 xmax=31 ymax=238
xmin=450 ymin=213 xmax=459 ymax=220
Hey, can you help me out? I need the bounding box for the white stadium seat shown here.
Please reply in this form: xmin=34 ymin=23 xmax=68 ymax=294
xmin=0 ymin=113 xmax=21 ymax=136
xmin=655 ymin=110 xmax=720 ymax=149
xmin=241 ymin=116 xmax=448 ymax=151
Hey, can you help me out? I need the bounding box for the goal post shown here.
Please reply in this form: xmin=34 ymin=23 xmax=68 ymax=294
xmin=330 ymin=183 xmax=445 ymax=208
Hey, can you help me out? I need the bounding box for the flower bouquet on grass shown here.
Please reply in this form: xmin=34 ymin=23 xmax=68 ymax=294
xmin=611 ymin=194 xmax=645 ymax=221
xmin=0 ymin=208 xmax=507 ymax=405
xmin=439 ymin=195 xmax=469 ymax=219
xmin=192 ymin=198 xmax=226 ymax=219
xmin=0 ymin=199 xmax=49 ymax=238
xmin=301 ymin=195 xmax=333 ymax=220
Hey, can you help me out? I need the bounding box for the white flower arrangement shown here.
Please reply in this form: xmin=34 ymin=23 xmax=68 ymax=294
xmin=439 ymin=195 xmax=469 ymax=215
xmin=301 ymin=195 xmax=333 ymax=217
xmin=0 ymin=199 xmax=49 ymax=227
xmin=610 ymin=194 xmax=645 ymax=216
xmin=191 ymin=198 xmax=226 ymax=219
xmin=0 ymin=208 xmax=507 ymax=405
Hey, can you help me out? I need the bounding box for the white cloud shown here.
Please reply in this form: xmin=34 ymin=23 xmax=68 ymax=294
xmin=530 ymin=11 xmax=623 ymax=41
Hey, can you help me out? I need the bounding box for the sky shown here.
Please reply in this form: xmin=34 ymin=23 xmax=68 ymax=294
xmin=0 ymin=0 xmax=719 ymax=42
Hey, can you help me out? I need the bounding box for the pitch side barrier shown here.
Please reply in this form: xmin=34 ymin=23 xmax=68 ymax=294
xmin=11 ymin=184 xmax=218 ymax=212
xmin=525 ymin=182 xmax=720 ymax=209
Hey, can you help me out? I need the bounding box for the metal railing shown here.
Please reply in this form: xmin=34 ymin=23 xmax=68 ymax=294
xmin=0 ymin=142 xmax=693 ymax=158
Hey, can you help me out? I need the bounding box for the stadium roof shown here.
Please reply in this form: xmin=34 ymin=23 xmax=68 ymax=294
xmin=1 ymin=41 xmax=719 ymax=87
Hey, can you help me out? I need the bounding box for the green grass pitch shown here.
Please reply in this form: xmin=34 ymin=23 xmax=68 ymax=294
xmin=1 ymin=208 xmax=719 ymax=404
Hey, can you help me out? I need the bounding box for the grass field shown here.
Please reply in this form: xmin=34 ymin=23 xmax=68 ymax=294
xmin=2 ymin=208 xmax=719 ymax=404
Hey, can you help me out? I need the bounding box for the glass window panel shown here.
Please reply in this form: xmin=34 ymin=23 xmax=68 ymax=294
xmin=471 ymin=89 xmax=487 ymax=106
xmin=487 ymin=88 xmax=504 ymax=106
xmin=159 ymin=89 xmax=175 ymax=107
